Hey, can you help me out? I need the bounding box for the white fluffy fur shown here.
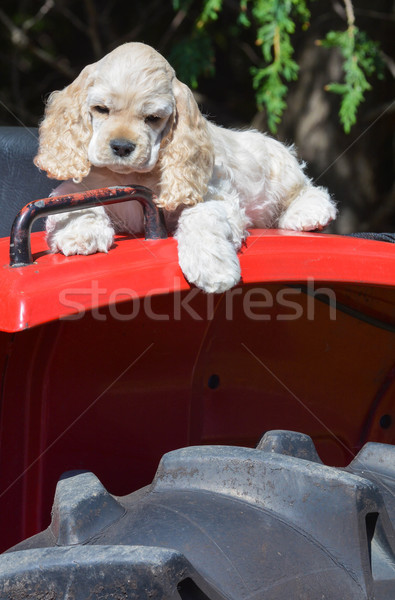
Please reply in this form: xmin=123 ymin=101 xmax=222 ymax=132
xmin=35 ymin=42 xmax=337 ymax=293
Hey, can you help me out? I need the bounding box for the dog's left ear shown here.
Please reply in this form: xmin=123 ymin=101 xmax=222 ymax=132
xmin=158 ymin=79 xmax=214 ymax=210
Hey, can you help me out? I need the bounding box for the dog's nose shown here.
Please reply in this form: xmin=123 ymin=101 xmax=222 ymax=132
xmin=110 ymin=138 xmax=136 ymax=158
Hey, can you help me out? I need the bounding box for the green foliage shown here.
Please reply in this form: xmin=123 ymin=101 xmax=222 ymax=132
xmin=321 ymin=28 xmax=383 ymax=133
xmin=197 ymin=0 xmax=224 ymax=26
xmin=180 ymin=0 xmax=310 ymax=131
xmin=171 ymin=0 xmax=384 ymax=134
xmin=0 ymin=0 xmax=386 ymax=134
xmin=190 ymin=0 xmax=311 ymax=132
xmin=248 ymin=0 xmax=310 ymax=132
xmin=168 ymin=31 xmax=215 ymax=88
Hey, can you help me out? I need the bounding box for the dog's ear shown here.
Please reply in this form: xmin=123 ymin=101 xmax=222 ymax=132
xmin=158 ymin=79 xmax=214 ymax=210
xmin=34 ymin=65 xmax=94 ymax=182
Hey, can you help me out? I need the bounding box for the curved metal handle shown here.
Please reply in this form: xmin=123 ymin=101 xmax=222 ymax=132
xmin=9 ymin=185 xmax=167 ymax=267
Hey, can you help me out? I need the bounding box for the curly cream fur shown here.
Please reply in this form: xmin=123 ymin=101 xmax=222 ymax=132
xmin=34 ymin=65 xmax=94 ymax=182
xmin=35 ymin=42 xmax=337 ymax=293
xmin=158 ymin=80 xmax=214 ymax=210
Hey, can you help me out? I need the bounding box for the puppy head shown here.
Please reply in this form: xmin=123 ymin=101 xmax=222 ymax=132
xmin=86 ymin=43 xmax=177 ymax=176
xmin=34 ymin=43 xmax=214 ymax=209
xmin=34 ymin=43 xmax=174 ymax=182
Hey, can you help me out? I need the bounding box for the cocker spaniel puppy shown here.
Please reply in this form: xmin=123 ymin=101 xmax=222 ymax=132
xmin=34 ymin=42 xmax=337 ymax=293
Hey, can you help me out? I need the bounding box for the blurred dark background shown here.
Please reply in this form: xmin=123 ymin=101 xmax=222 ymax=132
xmin=0 ymin=0 xmax=394 ymax=233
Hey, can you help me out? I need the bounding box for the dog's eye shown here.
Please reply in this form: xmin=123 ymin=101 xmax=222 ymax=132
xmin=93 ymin=106 xmax=110 ymax=115
xmin=145 ymin=115 xmax=161 ymax=124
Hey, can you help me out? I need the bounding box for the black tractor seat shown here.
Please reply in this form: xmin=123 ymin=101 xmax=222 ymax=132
xmin=0 ymin=126 xmax=56 ymax=238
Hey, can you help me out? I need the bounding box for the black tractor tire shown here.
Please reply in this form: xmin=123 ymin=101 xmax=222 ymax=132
xmin=1 ymin=430 xmax=395 ymax=599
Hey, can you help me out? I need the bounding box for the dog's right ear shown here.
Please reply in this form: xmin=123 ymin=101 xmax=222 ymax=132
xmin=34 ymin=64 xmax=94 ymax=182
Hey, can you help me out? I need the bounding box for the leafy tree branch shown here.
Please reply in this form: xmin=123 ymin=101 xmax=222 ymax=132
xmin=172 ymin=0 xmax=386 ymax=133
xmin=319 ymin=1 xmax=384 ymax=133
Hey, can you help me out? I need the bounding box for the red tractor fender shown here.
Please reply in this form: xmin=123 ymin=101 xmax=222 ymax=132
xmin=0 ymin=188 xmax=394 ymax=551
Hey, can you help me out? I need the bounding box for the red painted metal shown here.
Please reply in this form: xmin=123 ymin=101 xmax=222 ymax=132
xmin=0 ymin=229 xmax=394 ymax=333
xmin=0 ymin=228 xmax=394 ymax=551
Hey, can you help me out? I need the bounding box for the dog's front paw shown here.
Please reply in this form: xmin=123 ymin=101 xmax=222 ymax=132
xmin=278 ymin=187 xmax=337 ymax=231
xmin=178 ymin=244 xmax=241 ymax=293
xmin=46 ymin=209 xmax=115 ymax=256
xmin=175 ymin=200 xmax=246 ymax=293
xmin=49 ymin=226 xmax=114 ymax=256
